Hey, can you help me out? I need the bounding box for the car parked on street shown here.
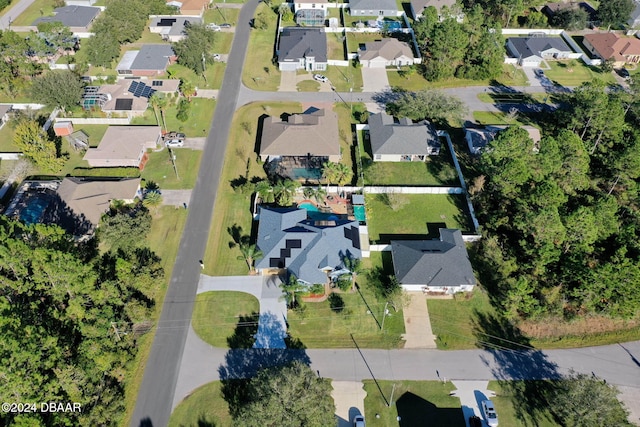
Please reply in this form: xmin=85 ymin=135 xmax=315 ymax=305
xmin=482 ymin=400 xmax=498 ymax=427
xmin=313 ymin=74 xmax=328 ymax=83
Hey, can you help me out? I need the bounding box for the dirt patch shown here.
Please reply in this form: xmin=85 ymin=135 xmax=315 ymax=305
xmin=520 ymin=316 xmax=640 ymax=339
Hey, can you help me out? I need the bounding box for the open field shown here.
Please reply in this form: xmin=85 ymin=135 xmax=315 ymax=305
xmin=203 ymin=101 xmax=301 ymax=276
xmin=204 ymin=7 xmax=240 ymax=26
xmin=166 ymin=61 xmax=227 ymax=90
xmin=141 ymin=148 xmax=203 ymax=190
xmin=323 ymin=64 xmax=364 ymax=92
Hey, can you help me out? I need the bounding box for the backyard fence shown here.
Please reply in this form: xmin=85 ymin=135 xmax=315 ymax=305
xmin=54 ymin=117 xmax=130 ymax=125
xmin=0 ymin=153 xmax=20 ymax=160
xmin=365 ymin=186 xmax=464 ymax=194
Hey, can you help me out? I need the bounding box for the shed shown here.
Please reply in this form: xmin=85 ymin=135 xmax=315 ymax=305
xmin=53 ymin=121 xmax=74 ymax=136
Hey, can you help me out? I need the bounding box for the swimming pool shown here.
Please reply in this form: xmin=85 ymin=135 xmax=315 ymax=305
xmin=292 ymin=168 xmax=322 ymax=180
xmin=298 ymin=202 xmax=341 ymax=220
xmin=354 ymin=205 xmax=366 ymax=223
xmin=19 ymin=195 xmax=51 ymax=225
xmin=298 ymin=202 xmax=319 ymax=212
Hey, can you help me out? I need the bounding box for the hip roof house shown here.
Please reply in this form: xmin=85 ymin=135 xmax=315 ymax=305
xmin=149 ymin=16 xmax=203 ymax=42
xmin=391 ymin=229 xmax=476 ymax=294
xmin=255 ymin=206 xmax=362 ymax=285
xmin=83 ymin=126 xmax=161 ymax=169
xmin=116 ymin=45 xmax=176 ymax=76
xmin=583 ymin=33 xmax=640 ymax=67
xmin=260 ymin=107 xmax=340 ymax=162
xmin=358 ymin=38 xmax=416 ymax=67
xmin=278 ymin=27 xmax=328 ymax=71
xmin=349 ymin=0 xmax=398 ymax=16
xmin=506 ymin=36 xmax=574 ymax=67
xmin=368 ymin=112 xmax=440 ymax=161
xmin=33 ymin=5 xmax=100 ymax=34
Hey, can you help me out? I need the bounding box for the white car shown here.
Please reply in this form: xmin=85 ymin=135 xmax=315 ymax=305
xmin=206 ymin=23 xmax=221 ymax=31
xmin=482 ymin=400 xmax=498 ymax=427
xmin=212 ymin=53 xmax=221 ymax=61
xmin=313 ymin=74 xmax=328 ymax=83
xmin=164 ymin=131 xmax=185 ymax=148
xmin=353 ymin=415 xmax=365 ymax=427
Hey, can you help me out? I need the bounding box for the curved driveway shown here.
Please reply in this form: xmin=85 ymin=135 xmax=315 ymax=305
xmin=129 ymin=1 xmax=260 ymax=426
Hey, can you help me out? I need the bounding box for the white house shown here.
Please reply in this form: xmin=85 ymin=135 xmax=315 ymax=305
xmin=357 ymin=38 xmax=417 ymax=67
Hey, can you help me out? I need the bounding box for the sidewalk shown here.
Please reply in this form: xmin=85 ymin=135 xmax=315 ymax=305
xmin=402 ymin=292 xmax=437 ymax=349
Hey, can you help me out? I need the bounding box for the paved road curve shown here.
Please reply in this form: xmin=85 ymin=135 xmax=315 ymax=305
xmin=0 ymin=0 xmax=36 ymax=29
xmin=129 ymin=1 xmax=260 ymax=426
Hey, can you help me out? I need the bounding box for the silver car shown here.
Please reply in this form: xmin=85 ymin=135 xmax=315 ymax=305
xmin=482 ymin=400 xmax=498 ymax=427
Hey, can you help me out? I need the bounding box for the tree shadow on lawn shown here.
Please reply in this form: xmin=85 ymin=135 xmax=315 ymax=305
xmin=396 ymin=392 xmax=465 ymax=427
xmin=472 ymin=310 xmax=561 ymax=425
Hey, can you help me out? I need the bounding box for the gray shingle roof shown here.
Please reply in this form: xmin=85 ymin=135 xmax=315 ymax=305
xmin=278 ymin=27 xmax=327 ymax=63
xmin=350 ymin=0 xmax=398 ymax=12
xmin=130 ymin=45 xmax=175 ymax=71
xmin=368 ymin=112 xmax=440 ymax=155
xmin=33 ymin=6 xmax=100 ymax=28
xmin=508 ymin=37 xmax=573 ymax=59
xmin=391 ymin=229 xmax=476 ymax=287
xmin=149 ymin=16 xmax=203 ymax=37
xmin=256 ymin=206 xmax=361 ymax=284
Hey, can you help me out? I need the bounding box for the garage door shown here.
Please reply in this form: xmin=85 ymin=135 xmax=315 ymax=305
xmin=279 ymin=62 xmax=298 ymax=72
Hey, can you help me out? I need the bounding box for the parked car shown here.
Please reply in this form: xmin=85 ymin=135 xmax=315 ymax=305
xmin=617 ymin=68 xmax=630 ymax=79
xmin=353 ymin=415 xmax=365 ymax=427
xmin=469 ymin=415 xmax=482 ymax=427
xmin=313 ymin=74 xmax=328 ymax=83
xmin=212 ymin=53 xmax=221 ymax=61
xmin=206 ymin=23 xmax=221 ymax=31
xmin=220 ymin=23 xmax=232 ymax=28
xmin=482 ymin=400 xmax=499 ymax=427
xmin=534 ymin=69 xmax=545 ymax=77
xmin=164 ymin=131 xmax=185 ymax=148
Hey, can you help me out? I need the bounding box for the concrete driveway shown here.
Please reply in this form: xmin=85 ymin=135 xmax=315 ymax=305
xmin=523 ymin=66 xmax=543 ymax=87
xmin=361 ymin=67 xmax=390 ymax=92
xmin=450 ymin=380 xmax=496 ymax=427
xmin=280 ymin=71 xmax=297 ymax=91
xmin=402 ymin=292 xmax=437 ymax=349
xmin=161 ymin=190 xmax=192 ymax=207
xmin=332 ymin=381 xmax=366 ymax=427
xmin=183 ymin=137 xmax=206 ymax=150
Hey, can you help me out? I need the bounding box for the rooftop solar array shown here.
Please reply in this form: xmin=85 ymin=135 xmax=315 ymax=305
xmin=152 ymin=80 xmax=163 ymax=86
xmin=128 ymin=81 xmax=157 ymax=98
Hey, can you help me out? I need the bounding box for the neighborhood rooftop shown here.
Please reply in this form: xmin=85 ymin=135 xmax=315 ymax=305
xmin=278 ymin=27 xmax=328 ymax=63
xmin=368 ymin=112 xmax=440 ymax=156
xmin=349 ymin=0 xmax=398 ymax=12
xmin=359 ymin=39 xmax=414 ymax=62
xmin=508 ymin=36 xmax=573 ymax=58
xmin=33 ymin=5 xmax=100 ymax=28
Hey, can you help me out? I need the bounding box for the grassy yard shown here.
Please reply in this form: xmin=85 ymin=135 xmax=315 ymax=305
xmin=242 ymin=4 xmax=281 ymax=91
xmin=131 ymin=98 xmax=216 ymax=137
xmin=169 ymin=381 xmax=232 ymax=427
xmin=132 ymin=27 xmax=165 ymax=45
xmin=203 ymin=101 xmax=300 ymax=276
xmin=345 ymin=32 xmax=386 ymax=54
xmin=359 ymin=133 xmax=458 ymax=186
xmin=212 ymin=32 xmax=235 ymax=54
xmin=0 ymin=122 xmax=18 ymax=152
xmin=323 ymin=63 xmax=364 ymax=92
xmin=335 ymin=103 xmax=357 ymax=180
xmin=327 ymin=32 xmax=346 ymax=60
xmin=544 ymin=59 xmax=615 ymax=86
xmin=296 ymin=79 xmax=320 ymax=91
xmin=192 ymin=291 xmax=260 ymax=348
xmin=141 ymin=148 xmax=202 ymax=190
xmin=364 ymin=380 xmax=463 ymax=427
xmin=204 ymin=7 xmax=240 ymax=26
xmin=11 ymin=0 xmax=55 ymax=26
xmin=366 ymin=193 xmax=474 ymax=243
xmin=489 ymin=381 xmax=560 ymax=427
xmin=166 ymin=61 xmax=227 ymax=90
xmin=76 ymin=124 xmax=109 ymax=147
xmin=288 ymin=253 xmax=406 ymax=348
xmin=473 ymin=111 xmax=526 ymax=126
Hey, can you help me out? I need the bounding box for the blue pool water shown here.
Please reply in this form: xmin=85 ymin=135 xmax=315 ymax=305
xmin=19 ymin=196 xmax=50 ymax=225
xmin=385 ymin=21 xmax=402 ymax=30
xmin=298 ymin=202 xmax=318 ymax=212
xmin=298 ymin=202 xmax=340 ymax=220
xmin=354 ymin=205 xmax=366 ymax=222
xmin=292 ymin=168 xmax=322 ymax=180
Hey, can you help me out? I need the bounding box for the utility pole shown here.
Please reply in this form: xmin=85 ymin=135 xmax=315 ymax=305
xmin=380 ymin=301 xmax=390 ymax=331
xmin=202 ymin=52 xmax=208 ymax=85
xmin=169 ymin=147 xmax=180 ymax=179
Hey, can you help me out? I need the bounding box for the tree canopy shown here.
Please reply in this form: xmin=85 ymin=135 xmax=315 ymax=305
xmin=31 ymin=70 xmax=84 ymax=111
xmin=597 ymin=0 xmax=634 ymax=28
xmin=386 ymin=89 xmax=467 ymax=125
xmin=13 ymin=119 xmax=65 ymax=173
xmin=173 ymin=23 xmax=216 ymax=74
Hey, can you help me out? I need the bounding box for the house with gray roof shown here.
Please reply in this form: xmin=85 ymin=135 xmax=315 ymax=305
xmin=33 ymin=5 xmax=100 ymax=33
xmin=506 ymin=36 xmax=575 ymax=67
xmin=255 ymin=206 xmax=362 ymax=285
xmin=349 ymin=0 xmax=398 ymax=16
xmin=367 ymin=112 xmax=440 ymax=161
xmin=116 ymin=45 xmax=176 ymax=76
xmin=149 ymin=16 xmax=202 ymax=42
xmin=391 ymin=229 xmax=476 ymax=294
xmin=277 ymin=27 xmax=328 ymax=71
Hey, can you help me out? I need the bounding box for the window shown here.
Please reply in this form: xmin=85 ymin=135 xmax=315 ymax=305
xmin=375 ymin=154 xmax=382 ymax=160
xmin=312 ymin=3 xmax=315 ymax=7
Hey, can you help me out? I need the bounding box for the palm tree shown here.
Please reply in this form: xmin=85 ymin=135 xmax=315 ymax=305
xmin=312 ymin=186 xmax=327 ymax=204
xmin=280 ymin=274 xmax=306 ymax=308
xmin=303 ymin=186 xmax=315 ymax=200
xmin=273 ymin=179 xmax=300 ymax=206
xmin=342 ymin=254 xmax=362 ymax=292
xmin=142 ymin=190 xmax=163 ymax=214
xmin=334 ymin=162 xmax=354 ymax=186
xmin=156 ymin=94 xmax=168 ymax=132
xmin=179 ymin=79 xmax=196 ymax=101
xmin=237 ymin=242 xmax=263 ymax=274
xmin=321 ymin=162 xmax=338 ymax=187
xmin=148 ymin=93 xmax=162 ymax=128
xmin=255 ymin=180 xmax=274 ymax=204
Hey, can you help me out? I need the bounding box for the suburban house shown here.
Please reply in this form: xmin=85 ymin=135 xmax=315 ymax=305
xmin=629 ymin=0 xmax=640 ymax=28
xmin=65 ymin=0 xmax=97 ymax=5
xmin=357 ymin=38 xmax=416 ymax=67
xmin=409 ymin=0 xmax=462 ymax=21
xmin=255 ymin=206 xmax=362 ymax=285
xmin=33 ymin=5 xmax=100 ymax=35
xmin=465 ymin=125 xmax=541 ymax=155
xmin=149 ymin=16 xmax=202 ymax=42
xmin=506 ymin=36 xmax=575 ymax=67
xmin=83 ymin=126 xmax=162 ymax=169
xmin=367 ymin=112 xmax=440 ymax=161
xmin=0 ymin=104 xmax=11 ymax=129
xmin=116 ymin=44 xmax=176 ymax=76
xmin=542 ymin=2 xmax=597 ymax=27
xmin=349 ymin=0 xmax=398 ymax=16
xmin=259 ymin=107 xmax=340 ymax=162
xmin=167 ymin=0 xmax=210 ymax=16
xmin=277 ymin=27 xmax=328 ymax=71
xmin=56 ymin=177 xmax=141 ymax=229
xmin=82 ymin=79 xmax=179 ymax=117
xmin=391 ymin=229 xmax=476 ymax=294
xmin=294 ymin=0 xmax=328 ymax=26
xmin=583 ymin=33 xmax=640 ymax=68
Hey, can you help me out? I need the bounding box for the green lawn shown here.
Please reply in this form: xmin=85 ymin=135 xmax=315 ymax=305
xmin=140 ymin=148 xmax=203 ymax=190
xmin=327 ymin=32 xmax=346 ymax=60
xmin=335 ymin=103 xmax=357 ymax=180
xmin=473 ymin=111 xmax=525 ymax=126
xmin=76 ymin=124 xmax=109 ymax=147
xmin=11 ymin=0 xmax=55 ymax=25
xmin=166 ymin=61 xmax=227 ymax=90
xmin=212 ymin=32 xmax=235 ymax=54
xmin=323 ymin=64 xmax=364 ymax=92
xmin=131 ymin=98 xmax=216 ymax=137
xmin=288 ymin=253 xmax=406 ymax=348
xmin=169 ymin=381 xmax=232 ymax=427
xmin=192 ymin=291 xmax=260 ymax=348
xmin=203 ymin=102 xmax=300 ymax=276
xmin=204 ymin=7 xmax=240 ymax=26
xmin=489 ymin=381 xmax=560 ymax=427
xmin=364 ymin=380 xmax=464 ymax=427
xmin=242 ymin=4 xmax=281 ymax=91
xmin=132 ymin=27 xmax=165 ymax=45
xmin=296 ymin=79 xmax=320 ymax=91
xmin=544 ymin=59 xmax=615 ymax=86
xmin=345 ymin=32 xmax=388 ymax=54
xmin=366 ymin=194 xmax=473 ymax=243
xmin=0 ymin=122 xmax=18 ymax=152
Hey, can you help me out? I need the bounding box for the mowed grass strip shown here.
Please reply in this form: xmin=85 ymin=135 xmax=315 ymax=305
xmin=242 ymin=4 xmax=281 ymax=91
xmin=169 ymin=381 xmax=233 ymax=427
xmin=363 ymin=380 xmax=464 ymax=427
xmin=192 ymin=291 xmax=260 ymax=348
xmin=544 ymin=59 xmax=615 ymax=86
xmin=203 ymin=101 xmax=301 ymax=276
xmin=141 ymin=148 xmax=203 ymax=190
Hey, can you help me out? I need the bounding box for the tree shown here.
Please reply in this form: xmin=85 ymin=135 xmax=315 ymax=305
xmin=342 ymin=253 xmax=362 ymax=292
xmin=36 ymin=21 xmax=75 ymax=53
xmin=280 ymin=274 xmax=306 ymax=308
xmin=321 ymin=162 xmax=353 ymax=186
xmin=386 ymin=89 xmax=467 ymax=125
xmin=423 ymin=18 xmax=469 ymax=81
xmin=13 ymin=119 xmax=64 ymax=173
xmin=550 ymin=7 xmax=588 ymax=30
xmin=273 ymin=179 xmax=300 ymax=206
xmin=458 ymin=27 xmax=505 ymax=80
xmin=82 ymin=31 xmax=120 ymax=68
xmin=179 ymin=79 xmax=196 ymax=100
xmin=255 ymin=180 xmax=275 ymax=203
xmin=234 ymin=361 xmax=335 ymax=427
xmin=237 ymin=242 xmax=263 ymax=273
xmin=99 ymin=206 xmax=152 ymax=252
xmin=176 ymin=98 xmax=190 ymax=122
xmin=148 ymin=93 xmax=164 ymax=129
xmin=253 ymin=10 xmax=270 ymax=30
xmin=31 ymin=70 xmax=83 ymax=111
xmin=142 ymin=190 xmax=163 ymax=214
xmin=597 ymin=0 xmax=634 ymax=29
xmin=173 ymin=23 xmax=216 ymax=74
xmin=548 ymin=371 xmax=632 ymax=427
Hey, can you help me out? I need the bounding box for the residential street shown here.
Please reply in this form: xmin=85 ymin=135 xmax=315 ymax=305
xmin=128 ymin=1 xmax=261 ymax=426
xmin=0 ymin=0 xmax=36 ymax=29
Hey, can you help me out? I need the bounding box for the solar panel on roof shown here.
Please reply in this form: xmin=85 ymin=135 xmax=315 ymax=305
xmin=158 ymin=18 xmax=177 ymax=26
xmin=128 ymin=81 xmax=139 ymax=94
xmin=152 ymin=80 xmax=162 ymax=86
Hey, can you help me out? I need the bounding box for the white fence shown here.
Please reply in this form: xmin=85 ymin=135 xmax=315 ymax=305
xmin=4 ymin=103 xmax=45 ymax=110
xmin=365 ymin=186 xmax=464 ymax=194
xmin=369 ymin=234 xmax=481 ymax=251
xmin=328 ymin=59 xmax=349 ymax=66
xmin=49 ymin=63 xmax=76 ymax=70
xmin=0 ymin=153 xmax=20 ymax=160
xmin=501 ymin=28 xmax=563 ymax=35
xmin=54 ymin=117 xmax=130 ymax=125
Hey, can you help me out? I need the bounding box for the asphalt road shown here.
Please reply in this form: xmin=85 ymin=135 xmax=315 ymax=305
xmin=0 ymin=0 xmax=35 ymax=29
xmin=128 ymin=1 xmax=260 ymax=426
